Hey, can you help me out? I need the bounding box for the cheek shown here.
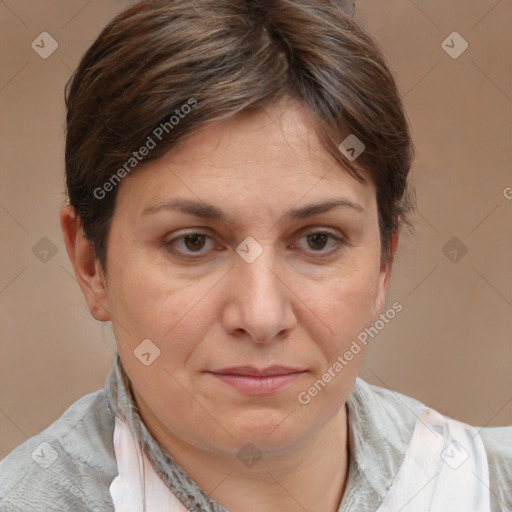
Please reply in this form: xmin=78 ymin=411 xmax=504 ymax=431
xmin=105 ymin=252 xmax=222 ymax=366
xmin=306 ymin=259 xmax=381 ymax=346
xmin=105 ymin=255 xmax=182 ymax=338
xmin=293 ymin=268 xmax=379 ymax=414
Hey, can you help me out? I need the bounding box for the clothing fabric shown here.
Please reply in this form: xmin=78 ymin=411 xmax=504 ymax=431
xmin=109 ymin=406 xmax=492 ymax=512
xmin=374 ymin=407 xmax=490 ymax=512
xmin=109 ymin=418 xmax=189 ymax=512
xmin=1 ymin=353 xmax=511 ymax=511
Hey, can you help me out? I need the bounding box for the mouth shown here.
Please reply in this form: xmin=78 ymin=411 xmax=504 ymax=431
xmin=206 ymin=366 xmax=307 ymax=395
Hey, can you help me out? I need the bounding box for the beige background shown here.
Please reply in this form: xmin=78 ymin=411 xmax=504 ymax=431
xmin=1 ymin=0 xmax=511 ymax=458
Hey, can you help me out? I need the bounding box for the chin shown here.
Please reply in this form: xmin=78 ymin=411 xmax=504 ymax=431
xmin=224 ymin=412 xmax=312 ymax=451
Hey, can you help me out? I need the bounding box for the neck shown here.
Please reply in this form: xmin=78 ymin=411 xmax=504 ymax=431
xmin=132 ymin=388 xmax=350 ymax=512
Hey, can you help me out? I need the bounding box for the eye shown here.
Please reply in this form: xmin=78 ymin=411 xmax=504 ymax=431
xmin=164 ymin=229 xmax=346 ymax=260
xmin=293 ymin=230 xmax=346 ymax=256
xmin=165 ymin=232 xmax=215 ymax=257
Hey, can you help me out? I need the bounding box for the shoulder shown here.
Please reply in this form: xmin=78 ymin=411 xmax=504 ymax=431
xmin=479 ymin=425 xmax=512 ymax=511
xmin=350 ymin=377 xmax=425 ymax=434
xmin=0 ymin=390 xmax=117 ymax=512
xmin=345 ymin=377 xmax=426 ymax=500
xmin=350 ymin=378 xmax=512 ymax=512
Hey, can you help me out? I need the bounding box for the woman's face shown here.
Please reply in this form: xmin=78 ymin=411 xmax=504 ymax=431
xmin=102 ymin=98 xmax=392 ymax=456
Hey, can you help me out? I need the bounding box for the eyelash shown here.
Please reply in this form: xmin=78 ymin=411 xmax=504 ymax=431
xmin=164 ymin=229 xmax=346 ymax=259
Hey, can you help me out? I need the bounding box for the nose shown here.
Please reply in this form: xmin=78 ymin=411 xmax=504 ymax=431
xmin=222 ymin=245 xmax=296 ymax=344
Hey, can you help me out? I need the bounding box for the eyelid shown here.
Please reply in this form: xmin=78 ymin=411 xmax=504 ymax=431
xmin=295 ymin=226 xmax=346 ymax=239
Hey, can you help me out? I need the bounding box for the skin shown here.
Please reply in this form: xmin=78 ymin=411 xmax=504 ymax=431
xmin=61 ymin=96 xmax=396 ymax=512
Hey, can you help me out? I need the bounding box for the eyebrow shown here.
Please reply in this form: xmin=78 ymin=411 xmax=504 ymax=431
xmin=141 ymin=197 xmax=365 ymax=224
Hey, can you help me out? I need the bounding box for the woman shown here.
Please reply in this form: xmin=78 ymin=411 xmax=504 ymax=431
xmin=1 ymin=0 xmax=510 ymax=511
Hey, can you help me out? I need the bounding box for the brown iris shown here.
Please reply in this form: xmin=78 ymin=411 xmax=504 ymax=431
xmin=184 ymin=234 xmax=207 ymax=252
xmin=307 ymin=233 xmax=329 ymax=251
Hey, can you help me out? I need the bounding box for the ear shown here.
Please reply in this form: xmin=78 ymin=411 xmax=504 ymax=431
xmin=370 ymin=230 xmax=398 ymax=322
xmin=60 ymin=204 xmax=111 ymax=322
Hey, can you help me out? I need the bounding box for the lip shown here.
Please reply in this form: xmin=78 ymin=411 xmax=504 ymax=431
xmin=206 ymin=366 xmax=307 ymax=395
xmin=210 ymin=365 xmax=305 ymax=376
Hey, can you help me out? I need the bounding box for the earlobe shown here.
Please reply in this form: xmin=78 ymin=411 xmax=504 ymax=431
xmin=389 ymin=230 xmax=398 ymax=264
xmin=371 ymin=231 xmax=399 ymax=322
xmin=60 ymin=204 xmax=111 ymax=322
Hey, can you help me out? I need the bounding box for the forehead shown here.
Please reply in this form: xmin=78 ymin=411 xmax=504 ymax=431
xmin=159 ymin=99 xmax=336 ymax=177
xmin=116 ymin=98 xmax=375 ymax=216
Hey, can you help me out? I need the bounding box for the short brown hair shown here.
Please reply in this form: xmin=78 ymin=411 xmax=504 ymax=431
xmin=64 ymin=0 xmax=415 ymax=273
